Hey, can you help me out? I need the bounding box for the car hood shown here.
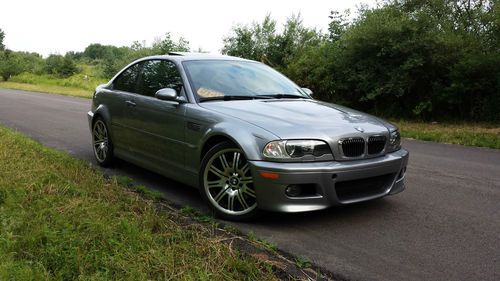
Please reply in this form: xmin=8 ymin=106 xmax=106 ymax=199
xmin=200 ymin=99 xmax=393 ymax=139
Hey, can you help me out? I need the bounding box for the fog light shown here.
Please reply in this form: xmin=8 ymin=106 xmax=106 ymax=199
xmin=285 ymin=185 xmax=302 ymax=197
xmin=398 ymin=166 xmax=406 ymax=179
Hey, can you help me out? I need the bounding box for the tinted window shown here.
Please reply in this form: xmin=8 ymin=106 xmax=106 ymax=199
xmin=113 ymin=63 xmax=142 ymax=92
xmin=136 ymin=60 xmax=183 ymax=97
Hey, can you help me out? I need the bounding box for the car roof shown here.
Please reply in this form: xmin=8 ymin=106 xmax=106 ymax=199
xmin=139 ymin=52 xmax=252 ymax=62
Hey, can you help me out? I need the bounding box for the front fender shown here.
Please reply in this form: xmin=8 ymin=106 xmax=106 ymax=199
xmin=88 ymin=104 xmax=114 ymax=141
xmin=199 ymin=121 xmax=275 ymax=161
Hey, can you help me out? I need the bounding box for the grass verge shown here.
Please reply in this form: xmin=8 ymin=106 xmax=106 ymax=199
xmin=395 ymin=120 xmax=500 ymax=149
xmin=0 ymin=81 xmax=93 ymax=99
xmin=0 ymin=71 xmax=107 ymax=98
xmin=0 ymin=126 xmax=276 ymax=280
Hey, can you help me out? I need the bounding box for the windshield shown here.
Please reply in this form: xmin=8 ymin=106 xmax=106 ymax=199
xmin=182 ymin=60 xmax=309 ymax=101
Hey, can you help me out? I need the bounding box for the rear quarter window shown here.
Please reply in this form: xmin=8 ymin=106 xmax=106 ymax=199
xmin=113 ymin=63 xmax=142 ymax=93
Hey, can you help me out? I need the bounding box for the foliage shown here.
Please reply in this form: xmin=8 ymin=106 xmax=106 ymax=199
xmin=0 ymin=28 xmax=4 ymax=50
xmin=222 ymin=14 xmax=323 ymax=72
xmin=44 ymin=54 xmax=79 ymax=78
xmin=82 ymin=33 xmax=191 ymax=78
xmin=223 ymin=1 xmax=500 ymax=122
xmin=0 ymin=51 xmax=23 ymax=81
xmin=0 ymin=50 xmax=43 ymax=81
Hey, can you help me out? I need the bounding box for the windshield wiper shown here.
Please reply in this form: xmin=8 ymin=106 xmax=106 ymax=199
xmin=260 ymin=93 xmax=308 ymax=99
xmin=199 ymin=95 xmax=272 ymax=102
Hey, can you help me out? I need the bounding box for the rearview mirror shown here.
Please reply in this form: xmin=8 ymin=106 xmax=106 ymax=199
xmin=301 ymin=88 xmax=313 ymax=96
xmin=155 ymin=88 xmax=178 ymax=101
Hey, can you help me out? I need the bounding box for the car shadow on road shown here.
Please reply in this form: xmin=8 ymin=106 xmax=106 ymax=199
xmin=252 ymin=198 xmax=396 ymax=227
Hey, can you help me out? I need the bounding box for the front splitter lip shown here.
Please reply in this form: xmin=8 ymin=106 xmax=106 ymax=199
xmin=248 ymin=149 xmax=409 ymax=213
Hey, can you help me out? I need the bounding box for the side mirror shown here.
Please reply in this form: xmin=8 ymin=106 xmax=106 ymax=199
xmin=301 ymin=88 xmax=313 ymax=96
xmin=155 ymin=88 xmax=179 ymax=101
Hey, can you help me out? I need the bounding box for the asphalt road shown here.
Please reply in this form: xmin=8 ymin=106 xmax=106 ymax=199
xmin=1 ymin=88 xmax=499 ymax=281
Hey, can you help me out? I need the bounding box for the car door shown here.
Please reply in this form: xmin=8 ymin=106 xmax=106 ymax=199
xmin=106 ymin=62 xmax=143 ymax=153
xmin=125 ymin=59 xmax=187 ymax=176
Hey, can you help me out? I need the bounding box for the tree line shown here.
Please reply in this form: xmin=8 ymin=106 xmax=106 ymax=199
xmin=0 ymin=31 xmax=189 ymax=81
xmin=222 ymin=0 xmax=499 ymax=122
xmin=1 ymin=0 xmax=498 ymax=121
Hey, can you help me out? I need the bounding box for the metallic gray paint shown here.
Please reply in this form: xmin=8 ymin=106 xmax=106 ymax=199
xmin=88 ymin=53 xmax=409 ymax=213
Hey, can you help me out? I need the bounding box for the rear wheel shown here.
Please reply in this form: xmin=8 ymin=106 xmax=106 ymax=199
xmin=200 ymin=142 xmax=259 ymax=221
xmin=92 ymin=117 xmax=114 ymax=167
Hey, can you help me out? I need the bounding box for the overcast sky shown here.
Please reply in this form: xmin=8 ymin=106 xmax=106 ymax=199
xmin=1 ymin=0 xmax=375 ymax=57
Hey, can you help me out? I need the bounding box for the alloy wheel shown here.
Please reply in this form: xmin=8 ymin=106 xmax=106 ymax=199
xmin=93 ymin=120 xmax=109 ymax=163
xmin=203 ymin=148 xmax=257 ymax=216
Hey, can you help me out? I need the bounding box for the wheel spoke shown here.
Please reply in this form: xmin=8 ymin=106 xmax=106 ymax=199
xmin=239 ymin=163 xmax=249 ymax=175
xmin=96 ymin=124 xmax=102 ymax=136
xmin=213 ymin=185 xmax=229 ymax=203
xmin=227 ymin=194 xmax=235 ymax=211
xmin=219 ymin=154 xmax=230 ymax=171
xmin=99 ymin=123 xmax=106 ymax=136
xmin=209 ymin=165 xmax=227 ymax=180
xmin=242 ymin=188 xmax=256 ymax=198
xmin=240 ymin=178 xmax=253 ymax=185
xmin=206 ymin=180 xmax=222 ymax=189
xmin=93 ymin=131 xmax=102 ymax=140
xmin=236 ymin=191 xmax=249 ymax=209
xmin=232 ymin=152 xmax=240 ymax=171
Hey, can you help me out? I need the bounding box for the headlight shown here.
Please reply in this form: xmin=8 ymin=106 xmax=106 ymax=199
xmin=263 ymin=140 xmax=332 ymax=160
xmin=388 ymin=129 xmax=401 ymax=152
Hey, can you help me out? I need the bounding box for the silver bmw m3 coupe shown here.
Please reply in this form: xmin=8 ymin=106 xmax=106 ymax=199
xmin=88 ymin=52 xmax=409 ymax=220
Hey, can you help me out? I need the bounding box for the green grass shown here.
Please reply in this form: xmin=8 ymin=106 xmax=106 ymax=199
xmin=294 ymin=256 xmax=312 ymax=269
xmin=0 ymin=81 xmax=93 ymax=98
xmin=0 ymin=126 xmax=276 ymax=280
xmin=394 ymin=120 xmax=500 ymax=149
xmin=0 ymin=71 xmax=107 ymax=98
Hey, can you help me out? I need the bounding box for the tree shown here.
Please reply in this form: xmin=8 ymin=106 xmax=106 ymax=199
xmin=0 ymin=50 xmax=23 ymax=81
xmin=221 ymin=0 xmax=499 ymax=121
xmin=0 ymin=28 xmax=5 ymax=50
xmin=152 ymin=33 xmax=190 ymax=54
xmin=44 ymin=54 xmax=78 ymax=77
xmin=222 ymin=14 xmax=322 ymax=71
xmin=222 ymin=14 xmax=277 ymax=62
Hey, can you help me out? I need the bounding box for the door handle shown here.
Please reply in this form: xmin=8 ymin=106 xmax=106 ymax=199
xmin=125 ymin=100 xmax=136 ymax=107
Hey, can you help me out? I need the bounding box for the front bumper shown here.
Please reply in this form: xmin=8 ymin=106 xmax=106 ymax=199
xmin=87 ymin=111 xmax=94 ymax=130
xmin=249 ymin=149 xmax=409 ymax=212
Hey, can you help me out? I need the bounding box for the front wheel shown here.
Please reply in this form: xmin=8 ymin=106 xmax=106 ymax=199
xmin=200 ymin=142 xmax=259 ymax=221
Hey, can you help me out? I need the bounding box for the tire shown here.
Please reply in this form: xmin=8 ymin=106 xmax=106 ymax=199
xmin=92 ymin=117 xmax=114 ymax=167
xmin=199 ymin=141 xmax=259 ymax=221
